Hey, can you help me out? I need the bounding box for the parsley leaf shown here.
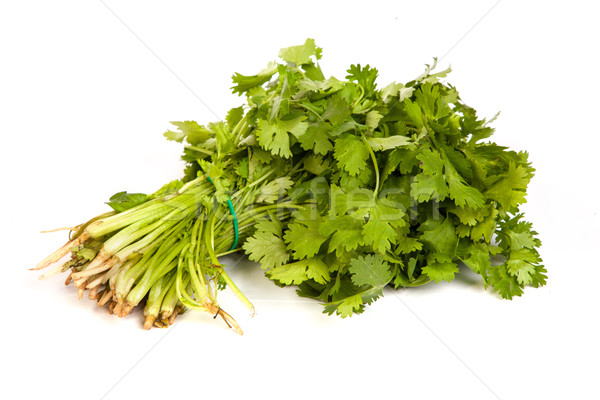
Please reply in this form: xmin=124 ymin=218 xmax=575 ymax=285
xmin=256 ymin=116 xmax=308 ymax=158
xmin=333 ymin=133 xmax=370 ymax=175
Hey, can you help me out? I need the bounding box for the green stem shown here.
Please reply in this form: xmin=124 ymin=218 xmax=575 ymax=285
xmin=361 ymin=135 xmax=380 ymax=196
xmin=204 ymin=214 xmax=254 ymax=313
xmin=186 ymin=145 xmax=214 ymax=156
xmin=144 ymin=270 xmax=176 ymax=318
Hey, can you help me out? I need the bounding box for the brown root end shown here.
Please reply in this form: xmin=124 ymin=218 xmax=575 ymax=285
xmin=97 ymin=289 xmax=113 ymax=307
xmin=77 ymin=287 xmax=85 ymax=300
xmin=113 ymin=298 xmax=124 ymax=316
xmin=119 ymin=303 xmax=134 ymax=318
xmin=88 ymin=286 xmax=99 ymax=300
xmin=160 ymin=311 xmax=172 ymax=322
xmin=154 ymin=319 xmax=169 ymax=328
xmin=108 ymin=301 xmax=116 ymax=314
xmin=168 ymin=308 xmax=181 ymax=325
xmin=64 ymin=272 xmax=73 ymax=286
xmin=143 ymin=315 xmax=156 ymax=330
xmin=72 ymin=278 xmax=87 ymax=288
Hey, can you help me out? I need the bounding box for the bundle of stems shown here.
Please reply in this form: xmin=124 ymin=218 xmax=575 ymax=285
xmin=33 ymin=175 xmax=302 ymax=334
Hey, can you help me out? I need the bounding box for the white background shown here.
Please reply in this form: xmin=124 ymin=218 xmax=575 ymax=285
xmin=1 ymin=1 xmax=598 ymax=399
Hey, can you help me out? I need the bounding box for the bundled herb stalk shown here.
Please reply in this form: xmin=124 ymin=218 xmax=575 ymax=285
xmin=34 ymin=39 xmax=546 ymax=330
xmin=34 ymin=159 xmax=306 ymax=333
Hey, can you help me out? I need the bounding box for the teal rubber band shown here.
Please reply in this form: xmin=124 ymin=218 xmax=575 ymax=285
xmin=226 ymin=197 xmax=239 ymax=250
xmin=206 ymin=176 xmax=239 ymax=251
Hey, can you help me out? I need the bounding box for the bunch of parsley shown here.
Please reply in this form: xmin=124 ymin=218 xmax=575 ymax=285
xmin=228 ymin=39 xmax=546 ymax=316
xmin=34 ymin=39 xmax=546 ymax=330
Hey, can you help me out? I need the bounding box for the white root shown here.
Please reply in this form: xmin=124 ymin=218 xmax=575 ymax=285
xmin=85 ymin=274 xmax=105 ymax=290
xmin=31 ymin=233 xmax=89 ymax=270
xmin=70 ymin=253 xmax=116 ymax=280
xmin=97 ymin=289 xmax=113 ymax=307
xmin=38 ymin=263 xmax=66 ymax=280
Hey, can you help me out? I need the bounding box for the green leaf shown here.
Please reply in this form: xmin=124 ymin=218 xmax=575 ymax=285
xmin=444 ymin=159 xmax=484 ymax=209
xmin=244 ymin=230 xmax=290 ymax=270
xmin=403 ymin=99 xmax=424 ymax=129
xmin=382 ymin=148 xmax=419 ymax=179
xmin=319 ymin=215 xmax=365 ymax=256
xmin=490 ymin=263 xmax=524 ymax=299
xmin=297 ymin=121 xmax=333 ymax=155
xmin=506 ymin=229 xmax=538 ymax=250
xmin=419 ymin=217 xmax=458 ymax=256
xmin=226 ymin=106 xmax=244 ymax=130
xmin=367 ymin=136 xmax=414 ymax=151
xmin=256 ymin=116 xmax=308 ymax=158
xmin=106 ymin=191 xmax=148 ymax=213
xmin=460 ymin=243 xmax=491 ymax=280
xmin=411 ymin=148 xmax=449 ymax=202
xmin=303 ymin=154 xmax=330 ymax=175
xmin=381 ymin=81 xmax=404 ymax=101
xmin=470 ymin=207 xmax=498 ymax=243
xmin=333 ymin=133 xmax=370 ymax=176
xmin=268 ymin=257 xmax=330 ymax=285
xmin=394 ymin=236 xmax=423 ymax=254
xmin=256 ymin=177 xmax=294 ymax=203
xmin=279 ymin=38 xmax=318 ymax=65
xmin=365 ymin=110 xmax=383 ymax=130
xmin=167 ymin=121 xmax=212 ymax=146
xmin=344 ymin=193 xmax=406 ymax=253
xmin=323 ymin=95 xmax=351 ymax=126
xmin=484 ymin=162 xmax=531 ymax=210
xmin=412 ymin=174 xmax=448 ymax=202
xmin=323 ymin=293 xmax=364 ymax=318
xmin=449 ymin=205 xmax=487 ymax=226
xmin=361 ymin=198 xmax=407 ymax=253
xmin=348 ymin=254 xmax=392 ymax=288
xmin=164 ymin=129 xmax=186 ymax=142
xmin=346 ymin=64 xmax=378 ymax=94
xmin=284 ymin=210 xmax=328 ymax=259
xmin=506 ymin=257 xmax=536 ymax=285
xmin=422 ymin=257 xmax=459 ymax=283
xmin=231 ymin=61 xmax=277 ymax=95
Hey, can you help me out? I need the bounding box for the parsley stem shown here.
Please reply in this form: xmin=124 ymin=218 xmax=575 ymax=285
xmin=295 ymin=102 xmax=323 ymax=121
xmin=205 ymin=213 xmax=255 ymax=313
xmin=233 ymin=111 xmax=253 ymax=145
xmin=361 ymin=135 xmax=380 ymax=196
xmin=186 ymin=145 xmax=214 ymax=155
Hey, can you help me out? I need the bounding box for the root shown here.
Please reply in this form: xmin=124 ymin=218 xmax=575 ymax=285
xmin=154 ymin=318 xmax=169 ymax=328
xmin=113 ymin=298 xmax=124 ymax=316
xmin=143 ymin=315 xmax=156 ymax=330
xmin=88 ymin=285 xmax=100 ymax=300
xmin=206 ymin=304 xmax=243 ymax=335
xmin=40 ymin=226 xmax=77 ymax=233
xmin=38 ymin=263 xmax=65 ymax=280
xmin=217 ymin=308 xmax=243 ymax=336
xmin=71 ymin=254 xmax=117 ymax=281
xmin=119 ymin=302 xmax=134 ymax=318
xmin=97 ymin=289 xmax=113 ymax=307
xmin=64 ymin=272 xmax=73 ymax=285
xmin=31 ymin=232 xmax=90 ymax=270
xmin=73 ymin=278 xmax=87 ymax=288
xmin=168 ymin=306 xmax=182 ymax=325
xmin=85 ymin=274 xmax=106 ymax=291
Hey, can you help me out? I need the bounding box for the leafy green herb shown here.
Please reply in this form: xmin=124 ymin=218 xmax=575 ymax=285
xmin=35 ymin=39 xmax=545 ymax=331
